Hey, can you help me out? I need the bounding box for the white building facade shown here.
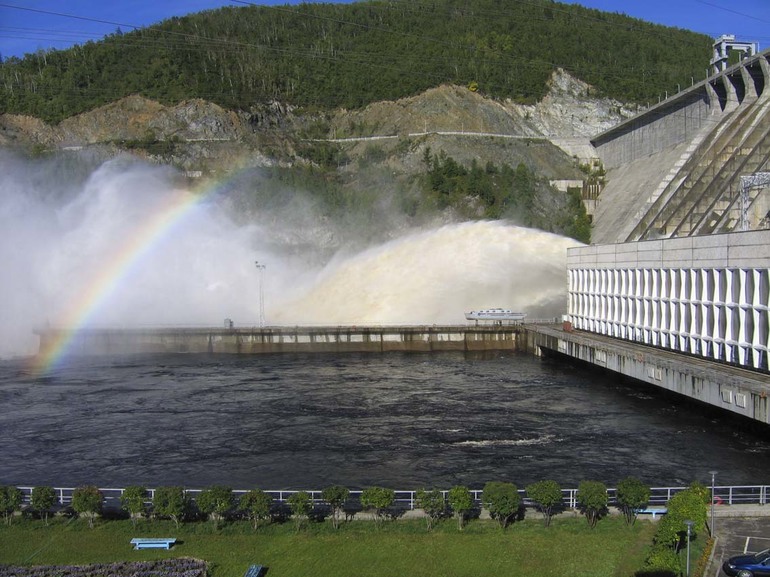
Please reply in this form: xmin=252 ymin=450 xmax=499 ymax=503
xmin=567 ymin=230 xmax=770 ymax=372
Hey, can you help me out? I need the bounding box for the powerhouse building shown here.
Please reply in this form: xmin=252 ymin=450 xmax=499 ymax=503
xmin=567 ymin=230 xmax=770 ymax=372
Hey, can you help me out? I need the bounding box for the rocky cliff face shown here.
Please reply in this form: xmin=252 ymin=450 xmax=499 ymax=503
xmin=334 ymin=69 xmax=632 ymax=141
xmin=0 ymin=69 xmax=631 ymax=173
xmin=0 ymin=69 xmax=633 ymax=254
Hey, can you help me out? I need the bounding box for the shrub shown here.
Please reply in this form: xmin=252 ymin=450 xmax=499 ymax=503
xmin=286 ymin=491 xmax=312 ymax=532
xmin=416 ymin=488 xmax=446 ymax=531
xmin=197 ymin=486 xmax=233 ymax=526
xmin=655 ymin=487 xmax=707 ymax=550
xmin=639 ymin=544 xmax=680 ymax=577
xmin=0 ymin=486 xmax=23 ymax=526
xmin=153 ymin=486 xmax=188 ymax=527
xmin=240 ymin=489 xmax=273 ymax=530
xmin=30 ymin=486 xmax=57 ymax=525
xmin=360 ymin=487 xmax=395 ymax=526
xmin=447 ymin=485 xmax=474 ymax=531
xmin=322 ymin=485 xmax=349 ymax=529
xmin=641 ymin=483 xmax=709 ymax=573
xmin=120 ymin=485 xmax=148 ymax=527
xmin=526 ymin=480 xmax=562 ymax=527
xmin=616 ymin=477 xmax=650 ymax=526
xmin=71 ymin=486 xmax=103 ymax=529
xmin=482 ymin=482 xmax=520 ymax=529
xmin=576 ymin=480 xmax=608 ymax=528
xmin=687 ymin=481 xmax=710 ymax=505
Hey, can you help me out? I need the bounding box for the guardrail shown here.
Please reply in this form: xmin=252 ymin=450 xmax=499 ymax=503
xmin=14 ymin=484 xmax=764 ymax=510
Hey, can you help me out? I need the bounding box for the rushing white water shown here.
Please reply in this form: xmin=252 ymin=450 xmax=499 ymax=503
xmin=274 ymin=221 xmax=580 ymax=325
xmin=0 ymin=153 xmax=581 ymax=358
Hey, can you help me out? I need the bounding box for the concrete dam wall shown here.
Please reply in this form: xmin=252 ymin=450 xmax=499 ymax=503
xmin=590 ymin=48 xmax=770 ymax=245
xmin=36 ymin=325 xmax=524 ymax=356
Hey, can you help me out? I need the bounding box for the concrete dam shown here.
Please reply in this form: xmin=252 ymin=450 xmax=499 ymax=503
xmin=546 ymin=44 xmax=770 ymax=427
xmin=591 ymin=46 xmax=770 ymax=245
xmin=35 ymin=324 xmax=523 ymax=356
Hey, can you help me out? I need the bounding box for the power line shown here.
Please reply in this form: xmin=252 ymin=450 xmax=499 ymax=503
xmin=0 ymin=2 xmax=142 ymax=32
xmin=694 ymin=0 xmax=770 ymax=26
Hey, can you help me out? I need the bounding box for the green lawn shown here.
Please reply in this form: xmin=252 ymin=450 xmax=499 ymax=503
xmin=1 ymin=514 xmax=657 ymax=577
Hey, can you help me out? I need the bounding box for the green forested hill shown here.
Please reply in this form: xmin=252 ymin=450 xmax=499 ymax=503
xmin=0 ymin=0 xmax=711 ymax=123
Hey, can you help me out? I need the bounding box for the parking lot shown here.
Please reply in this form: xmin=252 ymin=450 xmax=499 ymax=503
xmin=708 ymin=516 xmax=770 ymax=577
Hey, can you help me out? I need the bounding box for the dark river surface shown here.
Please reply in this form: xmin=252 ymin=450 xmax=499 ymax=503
xmin=1 ymin=351 xmax=768 ymax=490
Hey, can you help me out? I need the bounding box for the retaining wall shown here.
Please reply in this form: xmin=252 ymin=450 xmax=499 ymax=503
xmin=36 ymin=325 xmax=523 ymax=356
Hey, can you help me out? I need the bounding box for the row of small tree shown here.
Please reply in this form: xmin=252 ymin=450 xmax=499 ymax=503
xmin=0 ymin=477 xmax=657 ymax=532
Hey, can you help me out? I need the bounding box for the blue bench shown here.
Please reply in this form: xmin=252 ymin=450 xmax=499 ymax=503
xmin=637 ymin=508 xmax=668 ymax=519
xmin=243 ymin=565 xmax=264 ymax=577
xmin=130 ymin=537 xmax=177 ymax=550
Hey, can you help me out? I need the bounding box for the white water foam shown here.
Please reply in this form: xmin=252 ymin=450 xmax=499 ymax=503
xmin=273 ymin=221 xmax=581 ymax=325
xmin=453 ymin=434 xmax=561 ymax=448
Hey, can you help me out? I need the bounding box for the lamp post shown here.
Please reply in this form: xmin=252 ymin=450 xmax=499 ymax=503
xmin=684 ymin=519 xmax=694 ymax=577
xmin=255 ymin=261 xmax=266 ymax=328
xmin=709 ymin=470 xmax=717 ymax=536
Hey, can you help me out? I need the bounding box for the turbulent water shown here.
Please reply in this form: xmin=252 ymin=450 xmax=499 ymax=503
xmin=1 ymin=351 xmax=768 ymax=490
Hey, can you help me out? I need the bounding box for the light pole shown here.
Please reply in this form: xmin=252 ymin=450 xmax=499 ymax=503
xmin=709 ymin=470 xmax=717 ymax=536
xmin=255 ymin=261 xmax=266 ymax=328
xmin=684 ymin=519 xmax=694 ymax=577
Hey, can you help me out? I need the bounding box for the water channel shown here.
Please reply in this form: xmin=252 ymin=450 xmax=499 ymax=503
xmin=1 ymin=351 xmax=767 ymax=490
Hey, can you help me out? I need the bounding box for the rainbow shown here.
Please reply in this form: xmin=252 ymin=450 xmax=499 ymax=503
xmin=30 ymin=181 xmax=218 ymax=375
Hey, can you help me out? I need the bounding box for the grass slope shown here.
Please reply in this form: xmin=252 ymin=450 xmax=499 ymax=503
xmin=2 ymin=516 xmax=656 ymax=577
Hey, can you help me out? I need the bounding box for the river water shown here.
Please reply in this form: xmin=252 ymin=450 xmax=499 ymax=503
xmin=1 ymin=351 xmax=768 ymax=491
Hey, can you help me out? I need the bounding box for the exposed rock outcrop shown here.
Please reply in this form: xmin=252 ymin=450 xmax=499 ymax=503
xmin=0 ymin=69 xmax=634 ymax=185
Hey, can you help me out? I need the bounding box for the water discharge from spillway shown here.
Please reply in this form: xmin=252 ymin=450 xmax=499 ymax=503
xmin=274 ymin=222 xmax=580 ymax=326
xmin=0 ymin=153 xmax=580 ymax=359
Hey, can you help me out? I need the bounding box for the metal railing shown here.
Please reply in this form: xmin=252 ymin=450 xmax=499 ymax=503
xmin=13 ymin=484 xmax=766 ymax=511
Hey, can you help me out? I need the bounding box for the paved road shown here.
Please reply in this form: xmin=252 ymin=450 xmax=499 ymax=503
xmin=708 ymin=514 xmax=770 ymax=577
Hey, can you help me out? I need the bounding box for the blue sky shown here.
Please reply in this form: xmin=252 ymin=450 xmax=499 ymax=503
xmin=1 ymin=0 xmax=769 ymax=60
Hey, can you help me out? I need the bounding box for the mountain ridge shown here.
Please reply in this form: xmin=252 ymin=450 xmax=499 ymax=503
xmin=0 ymin=0 xmax=711 ymax=123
